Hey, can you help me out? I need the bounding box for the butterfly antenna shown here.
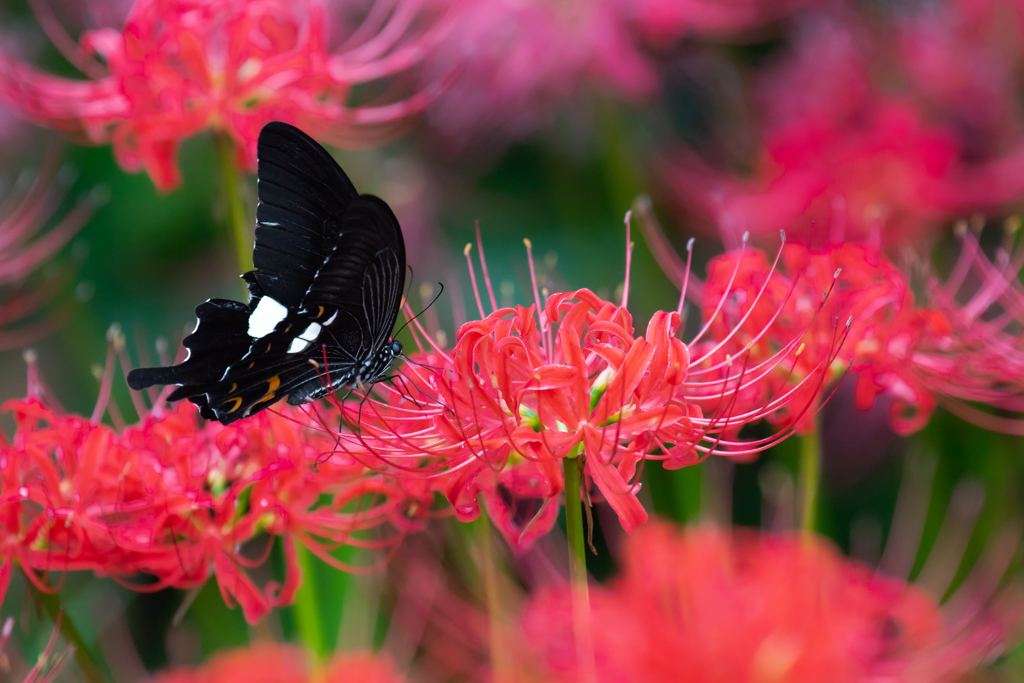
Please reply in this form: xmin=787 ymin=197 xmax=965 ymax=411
xmin=400 ymin=355 xmax=446 ymax=373
xmin=394 ymin=281 xmax=445 ymax=337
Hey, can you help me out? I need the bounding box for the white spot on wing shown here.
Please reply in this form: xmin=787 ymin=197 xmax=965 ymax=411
xmin=324 ymin=311 xmax=338 ymax=325
xmin=288 ymin=322 xmax=322 ymax=354
xmin=248 ymin=296 xmax=288 ymax=338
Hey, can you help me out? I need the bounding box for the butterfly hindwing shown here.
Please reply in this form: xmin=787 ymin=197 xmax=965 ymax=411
xmin=302 ymin=195 xmax=406 ymax=348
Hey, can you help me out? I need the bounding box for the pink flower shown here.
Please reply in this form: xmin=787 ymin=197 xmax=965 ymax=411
xmin=424 ymin=0 xmax=656 ymax=153
xmin=512 ymin=522 xmax=1019 ymax=682
xmin=0 ymin=0 xmax=447 ymax=190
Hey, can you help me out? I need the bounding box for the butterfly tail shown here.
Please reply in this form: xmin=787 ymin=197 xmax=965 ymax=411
xmin=127 ymin=299 xmax=253 ymax=396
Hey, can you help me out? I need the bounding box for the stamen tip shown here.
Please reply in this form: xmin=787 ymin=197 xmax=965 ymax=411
xmin=107 ymin=323 xmax=125 ymax=350
xmin=954 ymin=219 xmax=968 ymax=237
xmin=780 ymin=229 xmax=786 ymax=244
xmin=623 ymin=209 xmax=632 ymax=226
xmin=23 ymin=348 xmax=37 ymax=364
xmin=686 ymin=237 xmax=695 ymax=251
xmin=833 ymin=267 xmax=842 ymax=279
xmin=742 ymin=231 xmax=750 ymax=243
xmin=523 ymin=238 xmax=532 ymax=249
xmin=463 ymin=243 xmax=472 ymax=256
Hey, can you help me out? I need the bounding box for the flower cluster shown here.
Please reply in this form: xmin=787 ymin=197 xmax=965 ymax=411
xmin=0 ymin=348 xmax=431 ymax=623
xmin=686 ymin=234 xmax=1024 ymax=436
xmin=664 ymin=2 xmax=1024 ymax=249
xmin=504 ymin=522 xmax=1020 ymax=682
xmin=320 ymin=239 xmax=840 ymax=550
xmin=0 ymin=0 xmax=447 ymax=189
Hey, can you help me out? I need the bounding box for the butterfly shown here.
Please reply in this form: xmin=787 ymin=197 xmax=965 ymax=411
xmin=127 ymin=121 xmax=406 ymax=424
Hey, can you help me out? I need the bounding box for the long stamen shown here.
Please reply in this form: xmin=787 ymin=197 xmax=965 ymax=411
xmin=476 ymin=220 xmax=498 ymax=313
xmin=464 ymin=243 xmax=486 ymax=319
xmin=622 ymin=209 xmax=633 ymax=309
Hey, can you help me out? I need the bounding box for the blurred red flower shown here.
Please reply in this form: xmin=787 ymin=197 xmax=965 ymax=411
xmin=668 ymin=103 xmax=959 ymax=250
xmin=153 ymin=644 xmax=402 ymax=683
xmin=0 ymin=0 xmax=447 ymax=190
xmin=664 ymin=6 xmax=1024 ymax=249
xmin=510 ymin=522 xmax=1019 ymax=682
xmin=424 ymin=0 xmax=656 ymax=154
xmin=0 ymin=154 xmax=95 ymax=349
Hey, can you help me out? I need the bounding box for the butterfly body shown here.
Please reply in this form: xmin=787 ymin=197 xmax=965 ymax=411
xmin=128 ymin=122 xmax=406 ymax=424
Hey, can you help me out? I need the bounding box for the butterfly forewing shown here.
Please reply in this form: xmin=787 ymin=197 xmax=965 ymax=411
xmin=253 ymin=121 xmax=359 ymax=306
xmin=127 ymin=122 xmax=407 ymax=424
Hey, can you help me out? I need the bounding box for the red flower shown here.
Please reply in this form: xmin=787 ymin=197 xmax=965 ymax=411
xmin=0 ymin=0 xmax=447 ymax=190
xmin=668 ymin=102 xmax=959 ymax=250
xmin=658 ymin=6 xmax=1024 ymax=250
xmin=322 ymin=239 xmax=835 ymax=550
xmin=153 ymin=644 xmax=402 ymax=683
xmin=693 ymin=238 xmax=1024 ymax=435
xmin=511 ymin=522 xmax=1019 ymax=682
xmin=0 ymin=343 xmax=424 ymax=623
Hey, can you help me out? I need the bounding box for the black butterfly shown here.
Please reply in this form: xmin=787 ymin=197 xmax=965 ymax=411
xmin=127 ymin=121 xmax=406 ymax=424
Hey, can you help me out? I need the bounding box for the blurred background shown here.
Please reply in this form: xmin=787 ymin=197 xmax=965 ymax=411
xmin=0 ymin=0 xmax=1023 ymax=681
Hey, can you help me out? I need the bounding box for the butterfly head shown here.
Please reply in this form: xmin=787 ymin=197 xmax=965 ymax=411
xmin=355 ymin=338 xmax=402 ymax=384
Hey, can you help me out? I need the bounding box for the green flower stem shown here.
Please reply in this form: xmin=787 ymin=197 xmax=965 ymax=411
xmin=24 ymin=571 xmax=108 ymax=683
xmin=212 ymin=132 xmax=253 ymax=277
xmin=799 ymin=419 xmax=821 ymax=536
xmin=563 ymin=454 xmax=597 ymax=683
xmin=475 ymin=510 xmax=510 ymax=681
xmin=292 ymin=543 xmax=325 ymax=660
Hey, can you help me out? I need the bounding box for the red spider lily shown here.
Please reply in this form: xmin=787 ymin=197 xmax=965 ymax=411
xmin=314 ymin=234 xmax=842 ymax=550
xmin=0 ymin=153 xmax=96 ymax=349
xmin=424 ymin=0 xmax=655 ymax=154
xmin=507 ymin=522 xmax=1021 ymax=683
xmin=680 ymin=233 xmax=1024 ymax=436
xmin=153 ymin=644 xmax=402 ymax=683
xmin=0 ymin=340 xmax=428 ymax=623
xmin=0 ymin=0 xmax=450 ymax=190
xmin=661 ymin=7 xmax=1024 ymax=249
xmin=918 ymin=222 xmax=1024 ymax=434
xmin=667 ymin=101 xmax=960 ymax=250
